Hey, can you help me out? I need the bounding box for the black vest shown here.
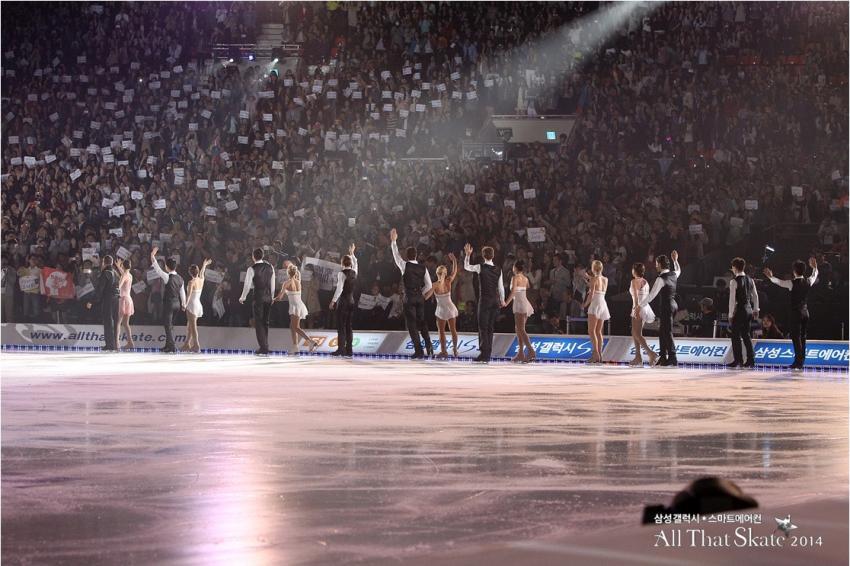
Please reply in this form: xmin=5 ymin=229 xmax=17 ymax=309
xmin=163 ymin=271 xmax=184 ymax=305
xmin=478 ymin=263 xmax=501 ymax=308
xmin=98 ymin=268 xmax=120 ymax=299
xmin=658 ymin=270 xmax=678 ymax=313
xmin=734 ymin=274 xmax=753 ymax=315
xmin=252 ymin=262 xmax=273 ymax=302
xmin=339 ymin=268 xmax=356 ymax=306
xmin=791 ymin=278 xmax=810 ymax=314
xmin=403 ymin=262 xmax=427 ymax=302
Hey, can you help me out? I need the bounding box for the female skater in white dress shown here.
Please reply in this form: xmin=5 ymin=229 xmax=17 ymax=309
xmin=276 ymin=264 xmax=320 ymax=355
xmin=629 ymin=262 xmax=658 ymax=366
xmin=504 ymin=260 xmax=536 ymax=363
xmin=430 ymin=253 xmax=459 ymax=358
xmin=583 ymin=259 xmax=610 ymax=363
xmin=182 ymin=258 xmax=211 ymax=353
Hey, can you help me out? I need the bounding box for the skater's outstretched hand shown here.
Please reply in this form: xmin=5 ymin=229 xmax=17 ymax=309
xmin=389 ymin=228 xmax=397 ymax=242
xmin=463 ymin=243 xmax=472 ymax=256
xmin=670 ymin=250 xmax=679 ymax=262
xmin=763 ymin=267 xmax=773 ymax=278
xmin=809 ymin=256 xmax=817 ymax=269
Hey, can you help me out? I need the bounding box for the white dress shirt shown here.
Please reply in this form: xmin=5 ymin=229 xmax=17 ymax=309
xmin=332 ymin=254 xmax=358 ymax=303
xmin=390 ymin=241 xmax=432 ymax=296
xmin=768 ymin=267 xmax=818 ymax=291
xmin=463 ymin=254 xmax=506 ymax=303
xmin=240 ymin=260 xmax=276 ymax=302
xmin=640 ymin=260 xmax=681 ymax=307
xmin=151 ymin=260 xmax=187 ymax=307
xmin=727 ymin=273 xmax=760 ymax=319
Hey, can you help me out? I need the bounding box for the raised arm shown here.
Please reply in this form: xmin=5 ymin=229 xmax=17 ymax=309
xmin=349 ymin=243 xmax=358 ymax=275
xmin=808 ymin=257 xmax=818 ymax=286
xmin=671 ymin=250 xmax=681 ymax=277
xmin=199 ymin=258 xmax=211 ymax=279
xmin=763 ymin=267 xmax=792 ymax=290
xmin=389 ymin=229 xmax=405 ymax=273
xmin=149 ymin=247 xmax=168 ymax=282
xmin=447 ymin=253 xmax=458 ymax=282
xmin=463 ymin=243 xmax=480 ymax=273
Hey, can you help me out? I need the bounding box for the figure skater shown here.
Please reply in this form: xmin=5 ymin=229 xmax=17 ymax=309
xmin=275 ymin=264 xmax=320 ymax=355
xmin=115 ymin=259 xmax=136 ymax=350
xmin=583 ymin=259 xmax=610 ymax=363
xmin=182 ymin=258 xmax=211 ymax=353
xmin=431 ymin=253 xmax=459 ymax=358
xmin=503 ymin=260 xmax=536 ymax=363
xmin=629 ymin=262 xmax=658 ymax=366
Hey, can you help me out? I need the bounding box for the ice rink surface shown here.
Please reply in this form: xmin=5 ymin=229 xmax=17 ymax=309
xmin=2 ymin=352 xmax=847 ymax=565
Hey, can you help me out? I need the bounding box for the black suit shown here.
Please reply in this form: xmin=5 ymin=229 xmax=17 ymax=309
xmin=336 ymin=268 xmax=356 ymax=355
xmin=473 ymin=262 xmax=502 ymax=361
xmin=161 ymin=270 xmax=185 ymax=351
xmin=401 ymin=262 xmax=432 ymax=356
xmin=95 ymin=267 xmax=120 ymax=350
xmin=730 ymin=274 xmax=755 ymax=365
xmin=656 ymin=270 xmax=678 ymax=364
xmin=250 ymin=262 xmax=274 ymax=353
xmin=789 ymin=277 xmax=812 ymax=367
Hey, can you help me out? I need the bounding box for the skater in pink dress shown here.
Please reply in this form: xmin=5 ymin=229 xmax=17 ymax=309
xmin=115 ymin=259 xmax=135 ymax=350
xmin=503 ymin=260 xmax=536 ymax=363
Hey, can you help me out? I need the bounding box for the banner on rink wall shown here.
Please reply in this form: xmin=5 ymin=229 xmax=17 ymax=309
xmin=297 ymin=330 xmax=386 ymax=354
xmin=753 ymin=340 xmax=849 ymax=368
xmin=603 ymin=337 xmax=734 ymax=365
xmin=396 ymin=333 xmax=485 ymax=358
xmin=2 ymin=325 xmax=845 ymax=368
xmin=0 ymin=323 xmax=387 ymax=353
xmin=507 ymin=335 xmax=602 ymax=361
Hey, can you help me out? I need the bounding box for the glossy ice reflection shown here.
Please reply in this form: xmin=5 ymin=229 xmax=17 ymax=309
xmin=2 ymin=353 xmax=847 ymax=565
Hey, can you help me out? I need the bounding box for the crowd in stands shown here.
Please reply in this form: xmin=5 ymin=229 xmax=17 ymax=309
xmin=1 ymin=1 xmax=847 ymax=339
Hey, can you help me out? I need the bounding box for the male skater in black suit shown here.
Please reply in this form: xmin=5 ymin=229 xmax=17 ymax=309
xmin=764 ymin=257 xmax=818 ymax=370
xmin=463 ymin=242 xmax=505 ymax=363
xmin=86 ymin=255 xmax=120 ymax=351
xmin=726 ymin=257 xmax=760 ymax=369
xmin=150 ymin=247 xmax=186 ymax=353
xmin=330 ymin=243 xmax=358 ymax=357
xmin=239 ymin=248 xmax=276 ymax=355
xmin=390 ymin=229 xmax=433 ymax=359
xmin=640 ymin=250 xmax=681 ymax=366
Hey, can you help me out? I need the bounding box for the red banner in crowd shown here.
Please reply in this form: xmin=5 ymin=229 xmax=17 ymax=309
xmin=40 ymin=268 xmax=75 ymax=299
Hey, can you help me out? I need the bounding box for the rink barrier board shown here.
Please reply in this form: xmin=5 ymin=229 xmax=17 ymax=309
xmin=2 ymin=324 xmax=847 ymax=369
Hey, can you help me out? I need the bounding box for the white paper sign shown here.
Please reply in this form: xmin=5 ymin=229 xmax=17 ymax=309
xmin=509 ymin=181 xmax=520 ymax=191
xmin=527 ymin=227 xmax=546 ymax=243
xmin=523 ymin=189 xmax=536 ymax=199
xmin=744 ymin=200 xmax=758 ymax=210
xmin=689 ymin=224 xmax=703 ymax=235
xmin=463 ymin=184 xmax=475 ymax=194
